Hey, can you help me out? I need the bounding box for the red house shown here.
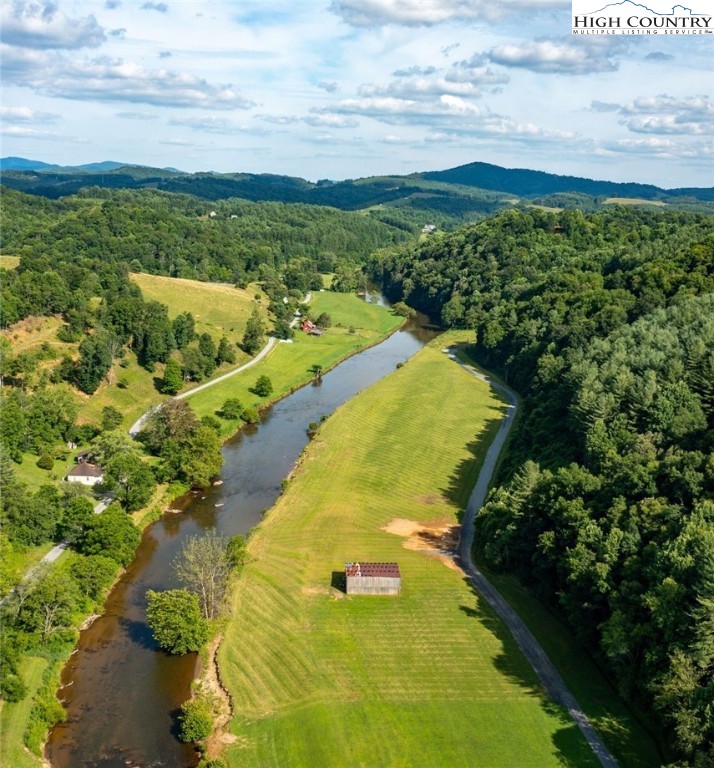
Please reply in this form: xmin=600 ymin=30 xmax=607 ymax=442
xmin=301 ymin=319 xmax=316 ymax=332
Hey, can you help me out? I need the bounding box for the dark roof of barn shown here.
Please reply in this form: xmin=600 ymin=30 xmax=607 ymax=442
xmin=345 ymin=562 xmax=401 ymax=578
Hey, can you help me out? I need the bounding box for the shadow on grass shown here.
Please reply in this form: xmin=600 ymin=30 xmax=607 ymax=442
xmin=442 ymin=416 xmax=504 ymax=522
xmin=330 ymin=571 xmax=346 ymax=593
xmin=459 ymin=582 xmax=601 ymax=768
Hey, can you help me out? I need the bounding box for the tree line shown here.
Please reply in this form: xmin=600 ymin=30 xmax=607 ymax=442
xmin=373 ymin=206 xmax=714 ymax=764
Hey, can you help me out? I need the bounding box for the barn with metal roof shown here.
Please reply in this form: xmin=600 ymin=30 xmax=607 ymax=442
xmin=345 ymin=562 xmax=401 ymax=595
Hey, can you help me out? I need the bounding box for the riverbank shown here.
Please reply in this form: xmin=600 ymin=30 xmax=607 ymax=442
xmin=214 ymin=330 xmax=601 ymax=767
xmin=0 ymin=294 xmax=403 ymax=768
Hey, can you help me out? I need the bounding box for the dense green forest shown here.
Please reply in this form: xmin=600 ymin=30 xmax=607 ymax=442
xmin=373 ymin=207 xmax=714 ymax=765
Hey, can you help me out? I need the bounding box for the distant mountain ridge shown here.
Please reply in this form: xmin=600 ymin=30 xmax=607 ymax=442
xmin=0 ymin=157 xmax=174 ymax=173
xmin=421 ymin=161 xmax=713 ymax=200
xmin=1 ymin=156 xmax=712 ymax=208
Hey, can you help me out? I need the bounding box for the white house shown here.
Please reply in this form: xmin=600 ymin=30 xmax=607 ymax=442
xmin=65 ymin=463 xmax=104 ymax=486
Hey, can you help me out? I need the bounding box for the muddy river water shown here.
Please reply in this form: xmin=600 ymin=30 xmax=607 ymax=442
xmin=46 ymin=308 xmax=438 ymax=768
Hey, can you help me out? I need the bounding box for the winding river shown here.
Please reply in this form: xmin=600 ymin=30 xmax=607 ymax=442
xmin=46 ymin=307 xmax=438 ymax=768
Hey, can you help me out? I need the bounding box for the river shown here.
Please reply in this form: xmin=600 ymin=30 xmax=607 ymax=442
xmin=46 ymin=306 xmax=438 ymax=768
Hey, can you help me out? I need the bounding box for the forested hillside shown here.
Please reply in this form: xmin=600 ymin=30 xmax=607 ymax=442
xmin=373 ymin=207 xmax=714 ymax=764
xmin=0 ymin=184 xmax=414 ymax=575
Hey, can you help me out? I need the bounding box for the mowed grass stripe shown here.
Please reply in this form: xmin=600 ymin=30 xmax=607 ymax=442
xmin=219 ymin=333 xmax=598 ymax=767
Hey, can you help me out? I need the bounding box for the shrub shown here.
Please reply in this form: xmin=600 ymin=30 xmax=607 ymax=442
xmin=252 ymin=375 xmax=273 ymax=397
xmin=116 ymin=376 xmax=129 ymax=389
xmin=242 ymin=407 xmax=260 ymax=424
xmin=178 ymin=696 xmax=213 ymax=743
xmin=36 ymin=453 xmax=54 ymax=471
xmin=101 ymin=406 xmax=123 ymax=431
xmin=219 ymin=398 xmax=243 ymax=420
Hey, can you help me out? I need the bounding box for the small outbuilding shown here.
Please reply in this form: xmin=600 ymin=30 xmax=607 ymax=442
xmin=345 ymin=562 xmax=401 ymax=595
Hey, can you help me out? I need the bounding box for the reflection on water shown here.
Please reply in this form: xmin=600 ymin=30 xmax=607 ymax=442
xmin=47 ymin=310 xmax=438 ymax=768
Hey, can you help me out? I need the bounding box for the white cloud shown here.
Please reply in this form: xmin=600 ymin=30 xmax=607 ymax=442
xmin=1 ymin=124 xmax=63 ymax=139
xmin=330 ymin=0 xmax=566 ymax=27
xmin=141 ymin=1 xmax=167 ymax=11
xmin=1 ymin=0 xmax=105 ymax=49
xmin=600 ymin=137 xmax=712 ymax=160
xmin=1 ymin=46 xmax=256 ymax=110
xmin=116 ymin=111 xmax=157 ymax=120
xmin=0 ymin=105 xmax=59 ymax=123
xmin=317 ymin=81 xmax=339 ymax=92
xmin=489 ymin=39 xmax=620 ymax=74
xmin=328 ymin=94 xmax=484 ymax=124
xmin=392 ymin=64 xmax=437 ymax=77
xmin=257 ymin=113 xmax=300 ymax=125
xmin=169 ymin=116 xmax=269 ymax=135
xmin=620 ymin=95 xmax=713 ymax=136
xmin=304 ymin=113 xmax=359 ymax=128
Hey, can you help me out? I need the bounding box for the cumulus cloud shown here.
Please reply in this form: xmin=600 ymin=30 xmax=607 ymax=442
xmin=0 ymin=105 xmax=59 ymax=123
xmin=108 ymin=28 xmax=126 ymax=38
xmin=1 ymin=0 xmax=105 ymax=49
xmin=141 ymin=1 xmax=167 ymax=11
xmin=158 ymin=50 xmax=172 ymax=58
xmin=257 ymin=112 xmax=358 ymax=128
xmin=330 ymin=0 xmax=566 ymax=26
xmin=105 ymin=0 xmax=121 ymax=8
xmin=1 ymin=46 xmax=256 ymax=110
xmin=645 ymin=51 xmax=673 ymax=62
xmin=1 ymin=124 xmax=63 ymax=139
xmin=357 ymin=63 xmax=508 ymax=103
xmin=257 ymin=113 xmax=300 ymax=125
xmin=600 ymin=137 xmax=711 ymax=160
xmin=392 ymin=64 xmax=437 ymax=77
xmin=168 ymin=116 xmax=269 ymax=135
xmin=621 ymin=95 xmax=713 ymax=135
xmin=317 ymin=81 xmax=339 ymax=92
xmin=304 ymin=113 xmax=359 ymax=128
xmin=488 ymin=38 xmax=621 ymax=74
xmin=326 ymin=94 xmax=485 ymax=124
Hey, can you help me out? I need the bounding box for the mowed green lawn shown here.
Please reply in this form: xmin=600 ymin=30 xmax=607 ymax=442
xmin=0 ymin=656 xmax=48 ymax=768
xmin=186 ymin=292 xmax=403 ymax=433
xmin=218 ymin=334 xmax=599 ymax=767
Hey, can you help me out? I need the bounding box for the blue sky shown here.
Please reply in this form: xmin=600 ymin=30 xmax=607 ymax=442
xmin=1 ymin=0 xmax=711 ymax=186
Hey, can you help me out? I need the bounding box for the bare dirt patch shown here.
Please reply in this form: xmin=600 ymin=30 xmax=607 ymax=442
xmin=383 ymin=518 xmax=461 ymax=571
xmin=202 ymin=635 xmax=238 ymax=760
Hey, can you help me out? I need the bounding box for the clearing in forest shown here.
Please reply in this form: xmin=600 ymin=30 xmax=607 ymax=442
xmin=218 ymin=332 xmax=601 ymax=768
xmin=130 ymin=272 xmax=265 ymax=341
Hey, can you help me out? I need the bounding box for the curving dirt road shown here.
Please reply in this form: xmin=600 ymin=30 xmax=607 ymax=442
xmin=451 ymin=353 xmax=620 ymax=768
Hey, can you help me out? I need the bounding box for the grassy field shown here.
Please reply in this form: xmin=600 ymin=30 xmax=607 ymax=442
xmin=0 ymin=656 xmax=48 ymax=768
xmin=186 ymin=292 xmax=403 ymax=435
xmin=603 ymin=198 xmax=666 ymax=207
xmin=0 ymin=254 xmax=21 ymax=269
xmin=486 ymin=571 xmax=664 ymax=767
xmin=217 ymin=332 xmax=600 ymax=767
xmin=130 ymin=273 xmax=266 ymax=341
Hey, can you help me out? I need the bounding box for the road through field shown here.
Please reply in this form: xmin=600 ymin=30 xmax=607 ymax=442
xmin=452 ymin=353 xmax=620 ymax=768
